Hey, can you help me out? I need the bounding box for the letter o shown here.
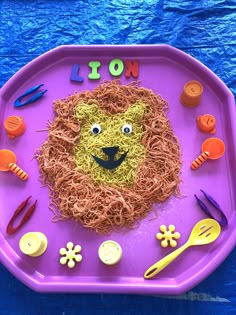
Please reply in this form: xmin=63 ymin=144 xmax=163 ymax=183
xmin=109 ymin=59 xmax=124 ymax=77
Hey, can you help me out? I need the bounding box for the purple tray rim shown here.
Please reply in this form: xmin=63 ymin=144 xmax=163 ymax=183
xmin=0 ymin=44 xmax=235 ymax=295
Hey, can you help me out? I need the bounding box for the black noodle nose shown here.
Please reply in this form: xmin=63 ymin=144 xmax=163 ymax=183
xmin=102 ymin=146 xmax=119 ymax=160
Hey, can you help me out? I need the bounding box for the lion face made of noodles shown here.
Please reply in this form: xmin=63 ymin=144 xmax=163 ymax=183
xmin=74 ymin=101 xmax=145 ymax=186
xmin=37 ymin=80 xmax=181 ymax=234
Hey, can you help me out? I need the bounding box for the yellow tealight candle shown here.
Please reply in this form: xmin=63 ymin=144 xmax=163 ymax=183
xmin=19 ymin=232 xmax=48 ymax=257
xmin=98 ymin=240 xmax=122 ymax=266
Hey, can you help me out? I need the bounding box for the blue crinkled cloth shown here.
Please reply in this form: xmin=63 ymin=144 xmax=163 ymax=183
xmin=0 ymin=0 xmax=235 ymax=98
xmin=0 ymin=0 xmax=235 ymax=314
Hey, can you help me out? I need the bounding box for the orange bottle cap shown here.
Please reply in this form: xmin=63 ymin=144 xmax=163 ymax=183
xmin=180 ymin=80 xmax=203 ymax=107
xmin=0 ymin=149 xmax=16 ymax=171
xmin=4 ymin=116 xmax=26 ymax=139
xmin=201 ymin=138 xmax=225 ymax=160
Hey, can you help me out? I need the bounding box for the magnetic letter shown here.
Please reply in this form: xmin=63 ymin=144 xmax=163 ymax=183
xmin=88 ymin=61 xmax=101 ymax=80
xmin=70 ymin=64 xmax=84 ymax=83
xmin=125 ymin=60 xmax=139 ymax=78
xmin=109 ymin=59 xmax=124 ymax=77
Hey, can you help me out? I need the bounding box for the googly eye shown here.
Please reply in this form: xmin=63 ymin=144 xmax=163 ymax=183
xmin=121 ymin=124 xmax=133 ymax=134
xmin=91 ymin=123 xmax=102 ymax=135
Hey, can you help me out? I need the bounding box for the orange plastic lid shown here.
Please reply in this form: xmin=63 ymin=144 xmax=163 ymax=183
xmin=4 ymin=116 xmax=26 ymax=138
xmin=184 ymin=80 xmax=203 ymax=97
xmin=180 ymin=80 xmax=203 ymax=107
xmin=0 ymin=149 xmax=16 ymax=171
xmin=202 ymin=138 xmax=225 ymax=159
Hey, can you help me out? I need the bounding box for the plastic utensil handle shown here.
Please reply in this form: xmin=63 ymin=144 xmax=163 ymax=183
xmin=144 ymin=242 xmax=190 ymax=279
xmin=8 ymin=163 xmax=28 ymax=180
xmin=191 ymin=151 xmax=210 ymax=170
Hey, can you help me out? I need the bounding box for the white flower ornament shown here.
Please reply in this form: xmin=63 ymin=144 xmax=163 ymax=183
xmin=59 ymin=242 xmax=82 ymax=268
xmin=156 ymin=224 xmax=181 ymax=248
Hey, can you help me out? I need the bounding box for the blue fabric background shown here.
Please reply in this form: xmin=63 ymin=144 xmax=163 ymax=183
xmin=0 ymin=0 xmax=235 ymax=314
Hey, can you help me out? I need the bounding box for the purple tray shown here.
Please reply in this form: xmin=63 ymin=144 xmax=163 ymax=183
xmin=0 ymin=45 xmax=235 ymax=295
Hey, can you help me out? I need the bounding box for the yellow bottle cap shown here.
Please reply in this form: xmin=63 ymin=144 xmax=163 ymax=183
xmin=19 ymin=232 xmax=48 ymax=257
xmin=98 ymin=240 xmax=122 ymax=266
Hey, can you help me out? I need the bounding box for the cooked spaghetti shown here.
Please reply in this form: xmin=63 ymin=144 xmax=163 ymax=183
xmin=36 ymin=80 xmax=181 ymax=234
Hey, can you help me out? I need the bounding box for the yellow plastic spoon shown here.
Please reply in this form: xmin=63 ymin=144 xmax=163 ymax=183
xmin=144 ymin=218 xmax=221 ymax=279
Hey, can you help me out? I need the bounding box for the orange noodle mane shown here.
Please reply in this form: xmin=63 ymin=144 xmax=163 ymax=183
xmin=36 ymin=80 xmax=182 ymax=234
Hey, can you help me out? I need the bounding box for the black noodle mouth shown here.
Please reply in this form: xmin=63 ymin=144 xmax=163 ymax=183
xmin=92 ymin=151 xmax=128 ymax=170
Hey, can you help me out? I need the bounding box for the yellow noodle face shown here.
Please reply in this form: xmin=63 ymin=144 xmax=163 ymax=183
xmin=74 ymin=101 xmax=145 ymax=186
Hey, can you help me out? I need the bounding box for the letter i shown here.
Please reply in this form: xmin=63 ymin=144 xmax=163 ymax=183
xmin=88 ymin=61 xmax=101 ymax=80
